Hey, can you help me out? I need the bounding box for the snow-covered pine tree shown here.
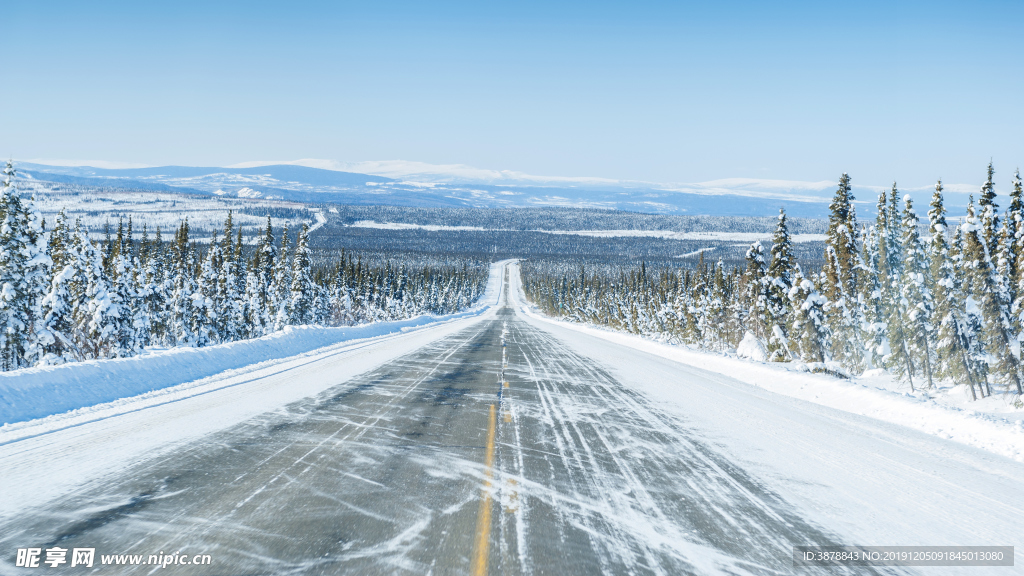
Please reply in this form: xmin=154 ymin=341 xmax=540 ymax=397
xmin=702 ymin=260 xmax=728 ymax=350
xmin=168 ymin=220 xmax=197 ymax=346
xmin=961 ymin=197 xmax=1023 ymax=395
xmin=929 ymin=182 xmax=984 ymax=399
xmin=743 ymin=241 xmax=771 ymax=342
xmin=288 ymin=224 xmax=315 ymax=325
xmin=272 ymin=225 xmax=292 ymax=332
xmin=979 ymin=161 xmax=1001 ymax=259
xmin=1010 ymin=170 xmax=1024 ymax=333
xmin=212 ymin=213 xmax=243 ymax=341
xmin=109 ymin=253 xmax=139 ymax=357
xmin=245 ymin=217 xmax=276 ymax=337
xmin=788 ymin=265 xmax=828 ymax=363
xmin=898 ymin=194 xmax=935 ymax=388
xmin=231 ymin=224 xmax=248 ymax=338
xmin=38 ymin=213 xmax=80 ymax=364
xmin=821 ymin=173 xmax=864 ymax=373
xmin=152 ymin=228 xmax=175 ymax=345
xmin=858 ymin=223 xmax=887 ymax=369
xmin=996 ymin=216 xmax=1016 ymax=308
xmin=191 ymin=234 xmax=219 ymax=347
xmin=765 ymin=209 xmax=795 ymax=361
xmin=0 ymin=161 xmax=51 ymax=369
xmin=875 ymin=184 xmax=917 ymax=389
xmin=76 ymin=227 xmax=119 ymax=359
xmin=953 ymin=220 xmax=991 ymax=396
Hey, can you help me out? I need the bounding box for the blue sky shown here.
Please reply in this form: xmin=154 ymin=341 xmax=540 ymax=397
xmin=5 ymin=0 xmax=1024 ymax=189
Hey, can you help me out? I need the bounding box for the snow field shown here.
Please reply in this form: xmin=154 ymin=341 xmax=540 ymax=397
xmin=508 ymin=263 xmax=1024 ymax=572
xmin=349 ymin=220 xmax=827 ymax=242
xmin=0 ymin=259 xmax=508 ymax=427
xmin=0 ymin=261 xmax=510 ymax=520
xmin=509 ymin=263 xmax=1024 ymax=465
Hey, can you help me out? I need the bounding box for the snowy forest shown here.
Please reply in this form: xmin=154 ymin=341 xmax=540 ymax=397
xmin=0 ymin=162 xmax=489 ymax=370
xmin=523 ymin=166 xmax=1024 ymax=401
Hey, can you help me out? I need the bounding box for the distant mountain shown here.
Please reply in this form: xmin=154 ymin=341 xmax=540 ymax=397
xmin=18 ymin=161 xmax=975 ymax=218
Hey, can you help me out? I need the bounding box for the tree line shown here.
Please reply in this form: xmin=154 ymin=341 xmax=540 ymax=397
xmin=523 ymin=165 xmax=1024 ymax=401
xmin=0 ymin=162 xmax=489 ymax=370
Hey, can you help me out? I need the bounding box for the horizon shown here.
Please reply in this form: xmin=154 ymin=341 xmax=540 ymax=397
xmin=16 ymin=156 xmax=1021 ymax=202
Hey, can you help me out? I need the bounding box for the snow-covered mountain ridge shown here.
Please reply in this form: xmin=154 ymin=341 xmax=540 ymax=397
xmin=20 ymin=160 xmax=980 ymax=218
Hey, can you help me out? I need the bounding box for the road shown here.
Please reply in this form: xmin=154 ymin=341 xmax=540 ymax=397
xmin=1 ymin=265 xmax=1016 ymax=575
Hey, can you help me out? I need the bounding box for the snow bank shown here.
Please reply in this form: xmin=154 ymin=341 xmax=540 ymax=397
xmin=0 ymin=260 xmax=510 ymax=426
xmin=735 ymin=331 xmax=767 ymax=361
xmin=510 ymin=263 xmax=1024 ymax=464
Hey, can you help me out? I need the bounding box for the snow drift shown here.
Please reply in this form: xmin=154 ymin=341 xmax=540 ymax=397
xmin=0 ymin=260 xmax=508 ymax=426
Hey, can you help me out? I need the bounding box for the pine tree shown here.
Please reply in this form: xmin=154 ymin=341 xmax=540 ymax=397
xmin=929 ymin=182 xmax=984 ymax=399
xmin=246 ymin=217 xmax=276 ymax=336
xmin=109 ymin=253 xmax=139 ymax=357
xmin=898 ymin=194 xmax=935 ymax=388
xmin=1010 ymin=170 xmax=1024 ymax=328
xmin=821 ymin=173 xmax=864 ymax=373
xmin=979 ymin=162 xmax=1001 ymax=258
xmin=743 ymin=241 xmax=771 ymax=343
xmin=765 ymin=209 xmax=795 ymax=361
xmin=788 ymin=265 xmax=828 ymax=363
xmin=272 ymin=225 xmax=292 ymax=331
xmin=962 ymin=197 xmax=1022 ymax=395
xmin=169 ymin=220 xmax=197 ymax=346
xmin=859 ymin=223 xmax=887 ymax=369
xmin=288 ymin=224 xmax=315 ymax=325
xmin=192 ymin=237 xmax=219 ymax=347
xmin=77 ymin=227 xmax=119 ymax=359
xmin=0 ymin=162 xmax=51 ymax=369
xmin=702 ymin=260 xmax=729 ymax=350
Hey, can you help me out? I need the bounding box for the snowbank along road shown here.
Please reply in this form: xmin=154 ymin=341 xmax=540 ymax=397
xmin=1 ymin=262 xmax=1020 ymax=575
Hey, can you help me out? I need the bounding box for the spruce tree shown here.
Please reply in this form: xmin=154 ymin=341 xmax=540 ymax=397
xmin=859 ymin=223 xmax=887 ymax=369
xmin=821 ymin=173 xmax=864 ymax=373
xmin=169 ymin=220 xmax=197 ymax=346
xmin=0 ymin=162 xmax=50 ymax=369
xmin=288 ymin=224 xmax=315 ymax=325
xmin=78 ymin=227 xmax=119 ymax=358
xmin=743 ymin=241 xmax=771 ymax=342
xmin=979 ymin=162 xmax=1000 ymax=258
xmin=962 ymin=197 xmax=1022 ymax=395
xmin=898 ymin=195 xmax=935 ymax=388
xmin=246 ymin=217 xmax=276 ymax=336
xmin=929 ymin=182 xmax=984 ymax=399
xmin=272 ymin=225 xmax=292 ymax=331
xmin=765 ymin=209 xmax=795 ymax=361
xmin=788 ymin=265 xmax=828 ymax=363
xmin=109 ymin=253 xmax=139 ymax=357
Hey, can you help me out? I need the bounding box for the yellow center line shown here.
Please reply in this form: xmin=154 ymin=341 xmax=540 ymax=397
xmin=470 ymin=403 xmax=497 ymax=576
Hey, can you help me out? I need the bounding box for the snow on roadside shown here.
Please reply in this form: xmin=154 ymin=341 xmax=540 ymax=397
xmin=510 ymin=265 xmax=1024 ymax=464
xmin=0 ymin=260 xmax=510 ymax=427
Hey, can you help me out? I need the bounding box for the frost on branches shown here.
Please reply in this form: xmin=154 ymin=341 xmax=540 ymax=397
xmin=2 ymin=162 xmax=489 ymax=370
xmin=522 ymin=167 xmax=1024 ymax=400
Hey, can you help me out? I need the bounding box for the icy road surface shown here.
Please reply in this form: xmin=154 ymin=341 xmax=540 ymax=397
xmin=0 ymin=264 xmax=1020 ymax=575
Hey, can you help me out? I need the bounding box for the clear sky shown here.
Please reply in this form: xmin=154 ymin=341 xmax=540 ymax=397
xmin=5 ymin=0 xmax=1024 ymax=188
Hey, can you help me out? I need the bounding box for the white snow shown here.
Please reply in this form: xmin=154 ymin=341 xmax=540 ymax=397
xmin=4 ymin=259 xmax=1022 ymax=569
xmin=348 ymin=221 xmax=826 ymax=242
xmin=349 ymin=220 xmax=488 ymax=232
xmin=0 ymin=260 xmax=508 ymax=426
xmin=236 ymin=186 xmax=262 ymax=198
xmin=507 ymin=263 xmax=1024 ymax=570
xmin=736 ymin=331 xmax=768 ymax=361
xmin=308 ymin=209 xmax=327 ymax=233
xmin=510 ymin=265 xmax=1024 ymax=464
xmin=0 ymin=261 xmax=510 ymax=521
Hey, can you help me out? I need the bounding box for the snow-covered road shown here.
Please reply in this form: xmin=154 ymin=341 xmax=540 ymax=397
xmin=0 ymin=263 xmax=1019 ymax=575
